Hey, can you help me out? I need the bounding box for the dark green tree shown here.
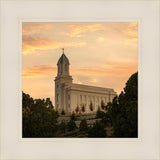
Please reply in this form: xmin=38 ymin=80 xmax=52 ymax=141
xmin=61 ymin=109 xmax=65 ymax=115
xmin=79 ymin=119 xmax=88 ymax=132
xmin=22 ymin=92 xmax=59 ymax=138
xmin=88 ymin=121 xmax=106 ymax=137
xmin=108 ymin=72 xmax=138 ymax=137
xmin=96 ymin=107 xmax=105 ymax=119
xmin=71 ymin=112 xmax=76 ymax=121
xmin=59 ymin=120 xmax=67 ymax=133
xmin=67 ymin=120 xmax=77 ymax=131
xmin=22 ymin=91 xmax=34 ymax=109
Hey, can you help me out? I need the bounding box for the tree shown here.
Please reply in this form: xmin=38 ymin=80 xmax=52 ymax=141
xmin=88 ymin=121 xmax=106 ymax=137
xmin=108 ymin=72 xmax=138 ymax=137
xmin=67 ymin=120 xmax=77 ymax=131
xmin=71 ymin=112 xmax=76 ymax=121
xmin=89 ymin=101 xmax=93 ymax=111
xmin=82 ymin=104 xmax=85 ymax=112
xmin=75 ymin=105 xmax=79 ymax=114
xmin=61 ymin=109 xmax=65 ymax=115
xmin=79 ymin=119 xmax=88 ymax=132
xmin=96 ymin=107 xmax=105 ymax=118
xmin=101 ymin=100 xmax=105 ymax=110
xmin=59 ymin=120 xmax=67 ymax=133
xmin=22 ymin=91 xmax=34 ymax=109
xmin=22 ymin=92 xmax=59 ymax=137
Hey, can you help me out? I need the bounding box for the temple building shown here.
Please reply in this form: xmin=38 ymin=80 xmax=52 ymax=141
xmin=55 ymin=49 xmax=117 ymax=114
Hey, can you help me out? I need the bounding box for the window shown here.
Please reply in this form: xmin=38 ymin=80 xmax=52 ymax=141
xmin=58 ymin=67 xmax=60 ymax=73
xmin=97 ymin=97 xmax=99 ymax=102
xmin=57 ymin=94 xmax=59 ymax=101
xmin=68 ymin=104 xmax=70 ymax=108
xmin=68 ymin=95 xmax=70 ymax=100
xmin=80 ymin=95 xmax=82 ymax=101
xmin=57 ymin=84 xmax=59 ymax=89
xmin=65 ymin=64 xmax=67 ymax=72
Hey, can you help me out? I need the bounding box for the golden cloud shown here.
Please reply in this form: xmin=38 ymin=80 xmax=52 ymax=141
xmin=124 ymin=22 xmax=138 ymax=37
xmin=61 ymin=24 xmax=104 ymax=37
xmin=89 ymin=79 xmax=97 ymax=83
xmin=22 ymin=23 xmax=53 ymax=35
xmin=22 ymin=36 xmax=86 ymax=55
xmin=123 ymin=22 xmax=138 ymax=45
xmin=23 ymin=64 xmax=137 ymax=79
xmin=23 ymin=65 xmax=57 ymax=78
xmin=97 ymin=37 xmax=104 ymax=42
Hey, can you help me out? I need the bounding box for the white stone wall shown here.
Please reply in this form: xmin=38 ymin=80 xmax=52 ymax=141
xmin=68 ymin=89 xmax=116 ymax=114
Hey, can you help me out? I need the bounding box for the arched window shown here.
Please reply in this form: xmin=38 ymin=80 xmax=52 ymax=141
xmin=57 ymin=94 xmax=59 ymax=101
xmin=80 ymin=95 xmax=82 ymax=101
xmin=65 ymin=64 xmax=67 ymax=72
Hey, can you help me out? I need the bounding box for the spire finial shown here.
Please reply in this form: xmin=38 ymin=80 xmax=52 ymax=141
xmin=62 ymin=48 xmax=64 ymax=54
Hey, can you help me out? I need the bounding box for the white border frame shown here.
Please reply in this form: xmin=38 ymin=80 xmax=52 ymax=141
xmin=1 ymin=0 xmax=159 ymax=160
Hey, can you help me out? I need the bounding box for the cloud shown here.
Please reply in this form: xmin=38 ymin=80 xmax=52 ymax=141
xmin=23 ymin=65 xmax=57 ymax=78
xmin=89 ymin=79 xmax=97 ymax=83
xmin=61 ymin=24 xmax=104 ymax=37
xmin=123 ymin=22 xmax=138 ymax=45
xmin=23 ymin=64 xmax=137 ymax=79
xmin=97 ymin=37 xmax=104 ymax=42
xmin=22 ymin=23 xmax=53 ymax=35
xmin=125 ymin=38 xmax=138 ymax=45
xmin=22 ymin=36 xmax=86 ymax=55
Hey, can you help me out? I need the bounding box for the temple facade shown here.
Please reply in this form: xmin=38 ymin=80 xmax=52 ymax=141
xmin=55 ymin=50 xmax=117 ymax=114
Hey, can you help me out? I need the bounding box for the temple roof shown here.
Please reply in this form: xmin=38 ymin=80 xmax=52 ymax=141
xmin=57 ymin=53 xmax=70 ymax=65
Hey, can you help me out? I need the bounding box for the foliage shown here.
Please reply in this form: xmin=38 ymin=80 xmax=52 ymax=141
xmin=67 ymin=120 xmax=77 ymax=131
xmin=61 ymin=109 xmax=65 ymax=115
xmin=96 ymin=107 xmax=105 ymax=118
xmin=22 ymin=92 xmax=59 ymax=137
xmin=108 ymin=72 xmax=138 ymax=137
xmin=79 ymin=119 xmax=88 ymax=132
xmin=101 ymin=100 xmax=105 ymax=109
xmin=75 ymin=105 xmax=79 ymax=114
xmin=22 ymin=91 xmax=34 ymax=109
xmin=88 ymin=121 xmax=106 ymax=137
xmin=71 ymin=112 xmax=76 ymax=120
xmin=59 ymin=120 xmax=67 ymax=133
xmin=82 ymin=104 xmax=85 ymax=112
xmin=89 ymin=101 xmax=93 ymax=111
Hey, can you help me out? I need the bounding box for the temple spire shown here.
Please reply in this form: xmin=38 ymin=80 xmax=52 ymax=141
xmin=62 ymin=48 xmax=64 ymax=54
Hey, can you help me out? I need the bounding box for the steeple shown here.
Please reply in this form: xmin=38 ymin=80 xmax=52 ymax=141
xmin=57 ymin=48 xmax=70 ymax=76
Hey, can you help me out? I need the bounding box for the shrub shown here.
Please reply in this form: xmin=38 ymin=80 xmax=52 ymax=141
xmin=67 ymin=120 xmax=77 ymax=131
xmin=79 ymin=119 xmax=88 ymax=132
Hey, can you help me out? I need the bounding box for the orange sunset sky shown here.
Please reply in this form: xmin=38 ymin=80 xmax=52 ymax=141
xmin=22 ymin=22 xmax=138 ymax=104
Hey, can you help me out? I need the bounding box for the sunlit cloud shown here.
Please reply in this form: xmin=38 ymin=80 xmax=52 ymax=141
xmin=22 ymin=23 xmax=53 ymax=35
xmin=97 ymin=37 xmax=104 ymax=42
xmin=23 ymin=64 xmax=137 ymax=79
xmin=123 ymin=22 xmax=138 ymax=38
xmin=99 ymin=64 xmax=137 ymax=71
xmin=22 ymin=36 xmax=86 ymax=55
xmin=61 ymin=24 xmax=104 ymax=37
xmin=123 ymin=22 xmax=138 ymax=45
xmin=125 ymin=38 xmax=138 ymax=45
xmin=89 ymin=79 xmax=97 ymax=83
xmin=23 ymin=65 xmax=57 ymax=78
